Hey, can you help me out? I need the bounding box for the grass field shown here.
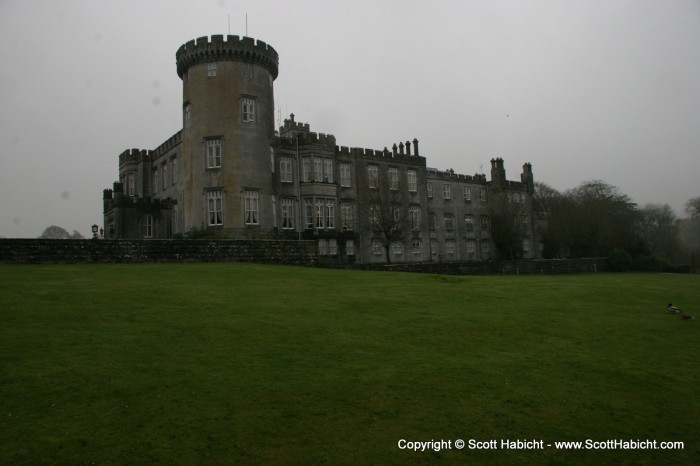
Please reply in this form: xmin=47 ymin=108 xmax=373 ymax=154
xmin=1 ymin=264 xmax=698 ymax=465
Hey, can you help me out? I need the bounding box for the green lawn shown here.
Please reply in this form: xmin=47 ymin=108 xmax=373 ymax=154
xmin=1 ymin=264 xmax=698 ymax=465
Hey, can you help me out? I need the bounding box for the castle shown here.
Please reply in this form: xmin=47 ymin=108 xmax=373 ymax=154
xmin=103 ymin=35 xmax=542 ymax=264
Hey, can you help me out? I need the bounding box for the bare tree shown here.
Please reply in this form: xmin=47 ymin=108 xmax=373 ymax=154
xmin=488 ymin=191 xmax=529 ymax=259
xmin=360 ymin=167 xmax=412 ymax=264
xmin=39 ymin=225 xmax=71 ymax=239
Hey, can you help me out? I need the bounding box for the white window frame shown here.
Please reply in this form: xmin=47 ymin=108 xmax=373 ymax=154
xmin=479 ymin=188 xmax=487 ymax=201
xmin=323 ymin=158 xmax=334 ymax=183
xmin=280 ymin=157 xmax=293 ymax=182
xmin=242 ymin=98 xmax=256 ymax=123
xmin=340 ymin=163 xmax=352 ymax=187
xmin=443 ymin=184 xmax=451 ymax=200
xmin=372 ymin=240 xmax=383 ymax=255
xmin=346 ymin=239 xmax=355 ymax=256
xmin=207 ymin=62 xmax=217 ymax=77
xmin=446 ymin=240 xmax=456 ymax=255
xmin=408 ymin=170 xmax=417 ymax=192
xmin=412 ymin=239 xmax=422 ymax=255
xmin=409 ymin=205 xmax=420 ymax=230
xmin=281 ymin=198 xmax=294 ymax=229
xmin=388 ymin=167 xmax=399 ymax=190
xmin=464 ymin=186 xmax=471 ymax=201
xmin=206 ymin=139 xmax=222 ymax=169
xmin=127 ymin=173 xmax=135 ymax=196
xmin=143 ymin=215 xmax=153 ymax=238
xmin=244 ymin=190 xmax=259 ymax=225
xmin=465 ymin=215 xmax=474 ymax=230
xmin=392 ymin=242 xmax=403 ymax=256
xmin=207 ymin=190 xmax=223 ymax=226
xmin=445 ymin=214 xmax=454 ymax=231
xmin=368 ymin=165 xmax=379 ymax=188
xmin=341 ymin=202 xmax=353 ymax=230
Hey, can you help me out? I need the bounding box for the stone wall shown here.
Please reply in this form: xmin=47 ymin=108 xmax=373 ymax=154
xmin=358 ymin=257 xmax=608 ymax=275
xmin=0 ymin=239 xmax=317 ymax=265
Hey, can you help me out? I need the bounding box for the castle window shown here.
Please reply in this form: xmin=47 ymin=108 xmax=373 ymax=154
xmin=372 ymin=240 xmax=383 ymax=255
xmin=280 ymin=157 xmax=293 ymax=182
xmin=429 ymin=212 xmax=436 ymax=230
xmin=392 ymin=242 xmax=403 ymax=256
xmin=340 ymin=202 xmax=353 ymax=230
xmin=464 ymin=186 xmax=471 ymax=201
xmin=427 ymin=182 xmax=433 ymax=198
xmin=328 ymin=239 xmax=338 ymax=256
xmin=304 ymin=199 xmax=313 ymax=228
xmin=480 ymin=215 xmax=489 ymax=230
xmin=369 ymin=204 xmax=380 ymax=230
xmin=313 ymin=158 xmax=323 ymax=182
xmin=323 ymin=159 xmax=334 ymax=183
xmin=242 ymin=98 xmax=256 ymax=122
xmin=313 ymin=198 xmax=335 ymax=229
xmin=408 ymin=170 xmax=417 ymax=192
xmin=368 ymin=165 xmax=379 ymax=188
xmin=244 ymin=190 xmax=259 ymax=225
xmin=243 ymin=62 xmax=254 ymax=78
xmin=346 ymin=240 xmax=355 ymax=256
xmin=479 ymin=188 xmax=487 ymax=201
xmin=208 ymin=190 xmax=223 ymax=226
xmin=466 ymin=240 xmax=476 ymax=254
xmin=152 ymin=168 xmax=158 ymax=193
xmin=302 ymin=157 xmax=312 ymax=182
xmin=465 ymin=214 xmax=474 ymax=230
xmin=443 ymin=184 xmax=451 ymax=200
xmin=523 ymin=239 xmax=530 ymax=253
xmin=206 ymin=139 xmax=222 ymax=168
xmin=184 ymin=104 xmax=191 ymax=128
xmin=482 ymin=241 xmax=491 ymax=254
xmin=388 ymin=168 xmax=399 ymax=190
xmin=170 ymin=156 xmax=177 ymax=185
xmin=444 ymin=214 xmax=455 ymax=231
xmin=340 ymin=163 xmax=352 ymax=187
xmin=207 ymin=63 xmax=217 ymax=77
xmin=143 ymin=215 xmax=153 ymax=238
xmin=412 ymin=240 xmax=422 ymax=255
xmin=446 ymin=240 xmax=456 ymax=255
xmin=127 ymin=173 xmax=135 ymax=197
xmin=281 ymin=198 xmax=294 ymax=229
xmin=431 ymin=240 xmax=437 ymax=255
xmin=161 ymin=162 xmax=168 ymax=190
xmin=409 ymin=205 xmax=421 ymax=230
xmin=318 ymin=239 xmax=327 ymax=256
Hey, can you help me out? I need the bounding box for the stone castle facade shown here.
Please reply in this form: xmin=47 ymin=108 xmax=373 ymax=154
xmin=103 ymin=35 xmax=542 ymax=264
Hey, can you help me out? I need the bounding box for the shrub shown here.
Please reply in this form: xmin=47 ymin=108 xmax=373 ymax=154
xmin=608 ymin=248 xmax=632 ymax=271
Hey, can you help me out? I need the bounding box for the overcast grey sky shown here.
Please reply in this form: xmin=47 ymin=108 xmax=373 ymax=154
xmin=1 ymin=0 xmax=699 ymax=238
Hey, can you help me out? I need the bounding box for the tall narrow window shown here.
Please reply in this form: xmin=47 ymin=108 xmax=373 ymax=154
xmin=465 ymin=214 xmax=474 ymax=230
xmin=206 ymin=139 xmax=222 ymax=168
xmin=346 ymin=239 xmax=355 ymax=256
xmin=153 ymin=168 xmax=158 ymax=193
xmin=408 ymin=170 xmax=417 ymax=192
xmin=280 ymin=157 xmax=293 ymax=182
xmin=412 ymin=240 xmax=422 ymax=255
xmin=427 ymin=182 xmax=433 ymax=198
xmin=446 ymin=240 xmax=456 ymax=255
xmin=445 ymin=214 xmax=454 ymax=231
xmin=143 ymin=215 xmax=153 ymax=238
xmin=161 ymin=162 xmax=168 ymax=190
xmin=244 ymin=190 xmax=259 ymax=225
xmin=388 ymin=167 xmax=399 ymax=190
xmin=281 ymin=198 xmax=294 ymax=229
xmin=242 ymin=98 xmax=256 ymax=122
xmin=184 ymin=104 xmax=191 ymax=128
xmin=341 ymin=202 xmax=353 ymax=230
xmin=313 ymin=158 xmax=323 ymax=182
xmin=302 ymin=157 xmax=312 ymax=182
xmin=207 ymin=63 xmax=217 ymax=77
xmin=340 ymin=163 xmax=352 ymax=187
xmin=480 ymin=215 xmax=489 ymax=230
xmin=325 ymin=199 xmax=335 ymax=229
xmin=323 ymin=159 xmax=334 ymax=183
xmin=368 ymin=165 xmax=379 ymax=188
xmin=207 ymin=191 xmax=223 ymax=226
xmin=409 ymin=205 xmax=420 ymax=230
xmin=171 ymin=157 xmax=177 ymax=185
xmin=127 ymin=173 xmax=135 ymax=196
xmin=479 ymin=188 xmax=487 ymax=201
xmin=304 ymin=199 xmax=313 ymax=229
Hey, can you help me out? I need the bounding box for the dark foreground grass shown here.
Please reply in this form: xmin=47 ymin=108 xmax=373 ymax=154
xmin=1 ymin=264 xmax=698 ymax=465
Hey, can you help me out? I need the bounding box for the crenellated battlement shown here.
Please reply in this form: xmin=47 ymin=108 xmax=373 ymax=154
xmin=119 ymin=148 xmax=153 ymax=166
xmin=428 ymin=168 xmax=488 ymax=183
xmin=176 ymin=35 xmax=279 ymax=79
xmin=153 ymin=130 xmax=182 ymax=159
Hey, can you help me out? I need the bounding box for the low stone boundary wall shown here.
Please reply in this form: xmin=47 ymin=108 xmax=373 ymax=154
xmin=359 ymin=257 xmax=608 ymax=275
xmin=0 ymin=239 xmax=318 ymax=265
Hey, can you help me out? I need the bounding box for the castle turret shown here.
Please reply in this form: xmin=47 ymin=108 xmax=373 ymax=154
xmin=175 ymin=35 xmax=279 ymax=233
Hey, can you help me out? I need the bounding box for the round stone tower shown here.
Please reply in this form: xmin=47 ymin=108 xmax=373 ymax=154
xmin=175 ymin=35 xmax=279 ymax=235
